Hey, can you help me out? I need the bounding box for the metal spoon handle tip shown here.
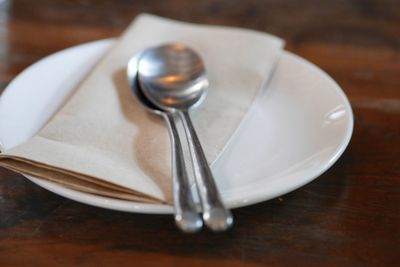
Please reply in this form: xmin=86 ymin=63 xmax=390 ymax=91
xmin=179 ymin=110 xmax=233 ymax=231
xmin=164 ymin=112 xmax=203 ymax=233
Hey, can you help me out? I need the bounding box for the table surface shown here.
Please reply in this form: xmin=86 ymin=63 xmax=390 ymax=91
xmin=0 ymin=0 xmax=399 ymax=266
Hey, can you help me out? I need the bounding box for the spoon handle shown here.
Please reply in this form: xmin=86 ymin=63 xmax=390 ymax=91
xmin=164 ymin=112 xmax=203 ymax=233
xmin=179 ymin=111 xmax=233 ymax=231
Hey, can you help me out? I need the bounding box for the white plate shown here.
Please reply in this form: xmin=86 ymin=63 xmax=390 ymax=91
xmin=0 ymin=39 xmax=353 ymax=214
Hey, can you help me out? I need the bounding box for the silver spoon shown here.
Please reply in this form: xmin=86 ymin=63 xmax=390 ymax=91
xmin=127 ymin=53 xmax=202 ymax=233
xmin=137 ymin=43 xmax=233 ymax=231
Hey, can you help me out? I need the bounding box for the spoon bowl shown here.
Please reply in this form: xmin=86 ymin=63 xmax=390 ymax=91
xmin=137 ymin=43 xmax=209 ymax=111
xmin=127 ymin=53 xmax=164 ymax=116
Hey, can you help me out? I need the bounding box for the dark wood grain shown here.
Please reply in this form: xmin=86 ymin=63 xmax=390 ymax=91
xmin=1 ymin=0 xmax=399 ymax=266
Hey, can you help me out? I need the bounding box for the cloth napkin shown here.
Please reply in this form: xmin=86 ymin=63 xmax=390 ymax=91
xmin=0 ymin=14 xmax=284 ymax=204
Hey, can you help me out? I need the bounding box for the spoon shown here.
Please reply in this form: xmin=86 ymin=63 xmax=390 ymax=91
xmin=137 ymin=43 xmax=233 ymax=231
xmin=127 ymin=53 xmax=202 ymax=233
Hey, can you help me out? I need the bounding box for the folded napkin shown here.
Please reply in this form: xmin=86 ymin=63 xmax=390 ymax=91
xmin=0 ymin=14 xmax=283 ymax=204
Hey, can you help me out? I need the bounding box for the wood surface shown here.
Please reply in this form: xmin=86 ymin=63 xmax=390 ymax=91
xmin=0 ymin=0 xmax=399 ymax=266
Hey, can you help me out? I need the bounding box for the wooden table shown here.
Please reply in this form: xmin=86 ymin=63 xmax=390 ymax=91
xmin=1 ymin=1 xmax=399 ymax=266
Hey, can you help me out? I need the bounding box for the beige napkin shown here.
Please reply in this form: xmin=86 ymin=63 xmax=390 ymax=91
xmin=0 ymin=14 xmax=283 ymax=204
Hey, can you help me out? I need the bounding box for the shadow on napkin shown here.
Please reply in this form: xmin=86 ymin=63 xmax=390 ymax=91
xmin=112 ymin=68 xmax=173 ymax=202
